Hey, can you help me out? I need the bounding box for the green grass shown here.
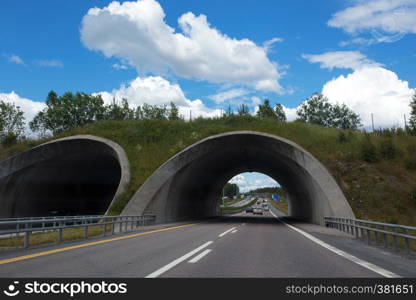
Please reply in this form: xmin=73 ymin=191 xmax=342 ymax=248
xmin=0 ymin=225 xmax=111 ymax=249
xmin=1 ymin=116 xmax=416 ymax=226
xmin=268 ymin=197 xmax=289 ymax=215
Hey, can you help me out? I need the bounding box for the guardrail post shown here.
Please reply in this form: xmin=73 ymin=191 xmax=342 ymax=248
xmin=404 ymin=229 xmax=410 ymax=254
xmin=24 ymin=231 xmax=30 ymax=248
xmin=383 ymin=226 xmax=387 ymax=248
xmin=393 ymin=228 xmax=398 ymax=251
xmin=112 ymin=218 xmax=115 ymax=235
xmin=84 ymin=223 xmax=88 ymax=239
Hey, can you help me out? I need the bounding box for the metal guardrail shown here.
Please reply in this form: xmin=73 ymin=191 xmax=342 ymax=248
xmin=325 ymin=216 xmax=416 ymax=254
xmin=0 ymin=214 xmax=156 ymax=249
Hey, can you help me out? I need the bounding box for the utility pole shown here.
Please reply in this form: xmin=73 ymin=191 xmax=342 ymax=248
xmin=371 ymin=113 xmax=374 ymax=132
xmin=189 ymin=109 xmax=192 ymax=122
xmin=404 ymin=114 xmax=407 ymax=130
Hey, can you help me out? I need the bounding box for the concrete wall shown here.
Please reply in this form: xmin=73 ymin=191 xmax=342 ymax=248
xmin=122 ymin=131 xmax=355 ymax=224
xmin=0 ymin=135 xmax=129 ymax=218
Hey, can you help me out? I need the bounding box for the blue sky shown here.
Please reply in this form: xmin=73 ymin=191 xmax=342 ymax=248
xmin=1 ymin=0 xmax=415 ymax=130
xmin=3 ymin=0 xmax=415 ymax=190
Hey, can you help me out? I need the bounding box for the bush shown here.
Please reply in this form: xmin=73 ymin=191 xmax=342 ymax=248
xmin=0 ymin=132 xmax=18 ymax=147
xmin=361 ymin=135 xmax=378 ymax=163
xmin=404 ymin=158 xmax=416 ymax=170
xmin=379 ymin=138 xmax=396 ymax=160
xmin=338 ymin=131 xmax=348 ymax=143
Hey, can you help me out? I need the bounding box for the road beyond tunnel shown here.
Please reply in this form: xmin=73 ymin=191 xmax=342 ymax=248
xmin=123 ymin=131 xmax=355 ymax=224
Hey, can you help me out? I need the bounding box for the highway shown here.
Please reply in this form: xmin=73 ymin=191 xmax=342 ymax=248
xmin=0 ymin=208 xmax=415 ymax=278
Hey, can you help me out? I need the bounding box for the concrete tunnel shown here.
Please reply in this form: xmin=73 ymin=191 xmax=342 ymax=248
xmin=122 ymin=131 xmax=355 ymax=225
xmin=0 ymin=135 xmax=130 ymax=218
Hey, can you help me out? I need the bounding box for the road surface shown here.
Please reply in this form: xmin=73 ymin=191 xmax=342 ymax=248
xmin=0 ymin=209 xmax=415 ymax=278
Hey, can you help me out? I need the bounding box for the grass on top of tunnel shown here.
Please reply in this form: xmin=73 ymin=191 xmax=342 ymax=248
xmin=1 ymin=116 xmax=416 ymax=226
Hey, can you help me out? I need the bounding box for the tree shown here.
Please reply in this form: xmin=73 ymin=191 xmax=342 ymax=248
xmin=296 ymin=93 xmax=333 ymax=127
xmin=105 ymin=98 xmax=135 ymax=121
xmin=237 ymin=104 xmax=250 ymax=116
xmin=225 ymin=104 xmax=234 ymax=116
xmin=223 ymin=183 xmax=239 ymax=198
xmin=256 ymin=99 xmax=275 ymax=119
xmin=274 ymin=103 xmax=286 ymax=122
xmin=409 ymin=89 xmax=416 ymax=134
xmin=30 ymin=91 xmax=106 ymax=135
xmin=297 ymin=93 xmax=361 ymax=130
xmin=0 ymin=100 xmax=25 ymax=145
xmin=168 ymin=102 xmax=181 ymax=121
xmin=331 ymin=103 xmax=362 ymax=130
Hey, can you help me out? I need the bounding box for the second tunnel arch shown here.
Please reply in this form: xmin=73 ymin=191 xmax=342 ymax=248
xmin=122 ymin=131 xmax=355 ymax=224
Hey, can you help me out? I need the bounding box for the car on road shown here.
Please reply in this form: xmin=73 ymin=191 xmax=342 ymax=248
xmin=245 ymin=206 xmax=254 ymax=213
xmin=262 ymin=203 xmax=269 ymax=211
xmin=253 ymin=207 xmax=263 ymax=215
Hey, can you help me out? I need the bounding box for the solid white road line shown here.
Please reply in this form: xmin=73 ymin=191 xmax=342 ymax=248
xmin=188 ymin=249 xmax=212 ymax=263
xmin=145 ymin=241 xmax=213 ymax=278
xmin=231 ymin=230 xmax=238 ymax=234
xmin=219 ymin=227 xmax=236 ymax=237
xmin=269 ymin=210 xmax=400 ymax=278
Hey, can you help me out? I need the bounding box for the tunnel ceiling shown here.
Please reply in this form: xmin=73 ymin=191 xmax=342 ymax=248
xmin=122 ymin=131 xmax=355 ymax=224
xmin=0 ymin=135 xmax=130 ymax=218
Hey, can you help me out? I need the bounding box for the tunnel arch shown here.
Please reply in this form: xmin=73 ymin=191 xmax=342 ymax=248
xmin=0 ymin=135 xmax=130 ymax=218
xmin=122 ymin=131 xmax=354 ymax=224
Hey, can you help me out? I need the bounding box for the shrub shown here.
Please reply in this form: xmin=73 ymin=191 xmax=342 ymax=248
xmin=361 ymin=135 xmax=378 ymax=163
xmin=379 ymin=138 xmax=396 ymax=160
xmin=338 ymin=131 xmax=348 ymax=143
xmin=0 ymin=132 xmax=18 ymax=147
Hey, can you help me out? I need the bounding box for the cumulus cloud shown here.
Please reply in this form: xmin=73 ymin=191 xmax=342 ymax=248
xmin=209 ymin=89 xmax=249 ymax=104
xmin=304 ymin=51 xmax=414 ymax=129
xmin=302 ymin=51 xmax=381 ymax=71
xmin=80 ymin=0 xmax=283 ymax=93
xmin=328 ymin=0 xmax=416 ymax=43
xmin=322 ymin=67 xmax=413 ymax=129
xmin=0 ymin=91 xmax=45 ymax=132
xmin=97 ymin=75 xmax=221 ymax=119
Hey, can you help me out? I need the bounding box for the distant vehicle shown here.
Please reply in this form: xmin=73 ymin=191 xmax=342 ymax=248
xmin=262 ymin=203 xmax=269 ymax=211
xmin=253 ymin=207 xmax=263 ymax=215
xmin=245 ymin=206 xmax=254 ymax=213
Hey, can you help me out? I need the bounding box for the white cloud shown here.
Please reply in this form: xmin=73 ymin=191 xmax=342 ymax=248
xmin=6 ymin=54 xmax=24 ymax=65
xmin=97 ymin=75 xmax=221 ymax=120
xmin=328 ymin=0 xmax=416 ymax=43
xmin=322 ymin=67 xmax=413 ymax=129
xmin=263 ymin=37 xmax=283 ymax=52
xmin=302 ymin=51 xmax=381 ymax=71
xmin=209 ymin=89 xmax=249 ymax=104
xmin=112 ymin=63 xmax=129 ymax=70
xmin=229 ymin=174 xmax=246 ymax=185
xmin=229 ymin=172 xmax=278 ymax=193
xmin=251 ymin=96 xmax=261 ymax=106
xmin=81 ymin=0 xmax=283 ymax=93
xmin=282 ymin=105 xmax=298 ymax=121
xmin=0 ymin=91 xmax=45 ymax=132
xmin=303 ymin=51 xmax=414 ymax=129
xmin=35 ymin=60 xmax=64 ymax=67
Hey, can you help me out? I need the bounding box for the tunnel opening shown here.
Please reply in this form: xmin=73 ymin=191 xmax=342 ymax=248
xmin=123 ymin=131 xmax=355 ymax=225
xmin=0 ymin=136 xmax=129 ymax=218
xmin=220 ymin=172 xmax=289 ymax=217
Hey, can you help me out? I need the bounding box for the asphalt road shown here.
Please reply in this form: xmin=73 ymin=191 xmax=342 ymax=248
xmin=0 ymin=210 xmax=415 ymax=278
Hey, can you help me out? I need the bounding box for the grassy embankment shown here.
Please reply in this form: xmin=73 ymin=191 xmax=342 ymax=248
xmin=1 ymin=116 xmax=416 ymax=227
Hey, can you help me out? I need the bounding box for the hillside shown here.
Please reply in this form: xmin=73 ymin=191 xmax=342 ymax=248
xmin=1 ymin=116 xmax=416 ymax=226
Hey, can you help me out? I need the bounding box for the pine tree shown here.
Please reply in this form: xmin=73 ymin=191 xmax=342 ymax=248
xmin=408 ymin=89 xmax=416 ymax=134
